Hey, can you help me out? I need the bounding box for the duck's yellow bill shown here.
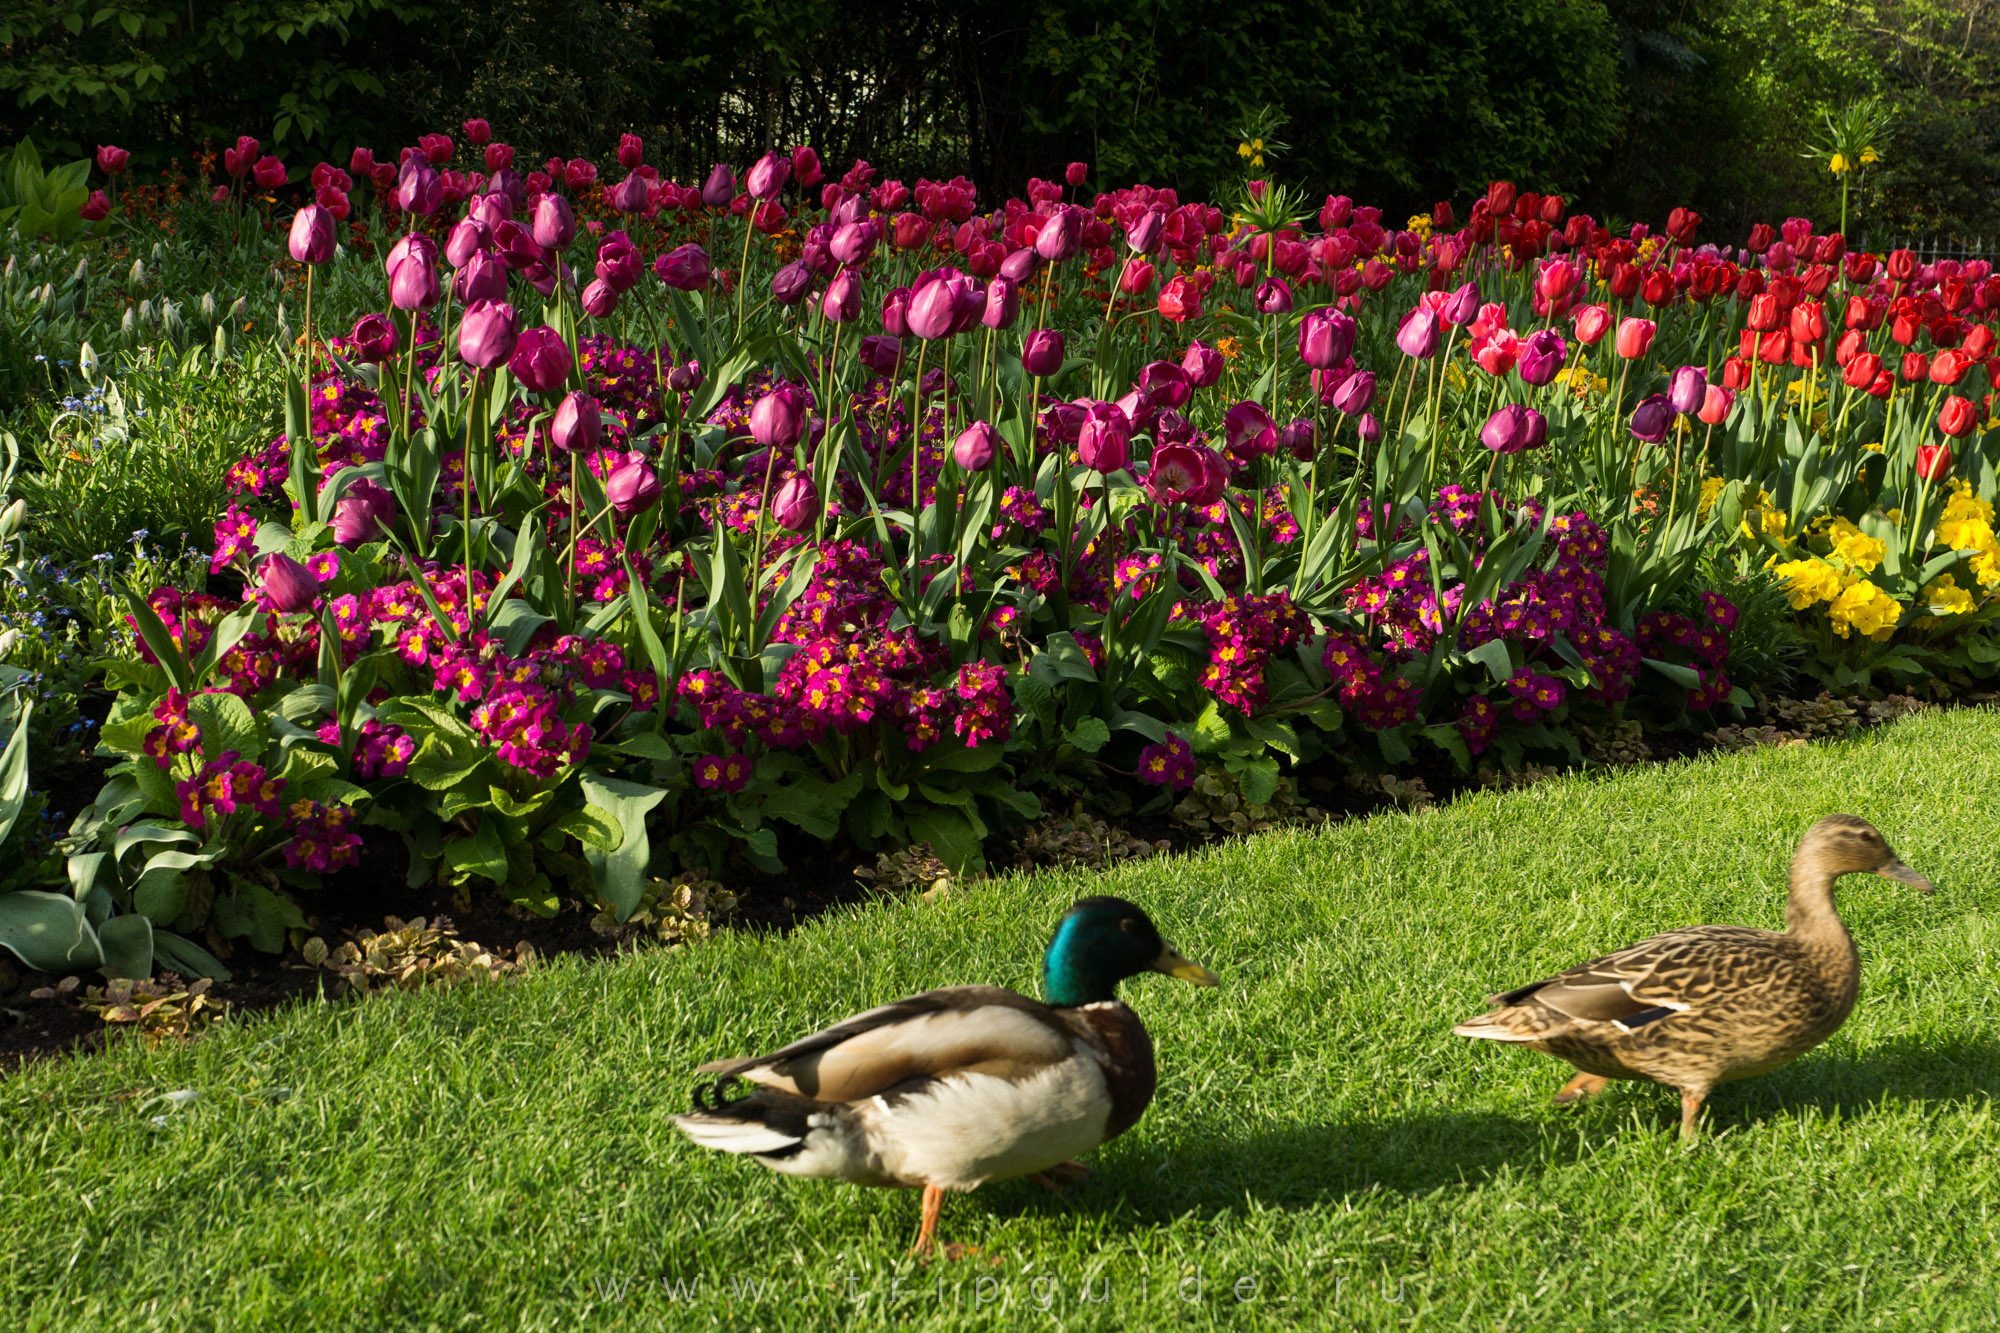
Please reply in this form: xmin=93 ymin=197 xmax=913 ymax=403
xmin=1154 ymin=945 xmax=1219 ymax=986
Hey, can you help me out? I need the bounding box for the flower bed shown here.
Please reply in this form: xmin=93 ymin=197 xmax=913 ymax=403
xmin=10 ymin=129 xmax=1999 ymax=979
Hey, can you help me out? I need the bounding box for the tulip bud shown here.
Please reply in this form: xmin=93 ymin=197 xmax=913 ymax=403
xmin=1937 ymin=398 xmax=1976 ymax=440
xmin=1667 ymin=365 xmax=1707 ymax=416
xmin=770 ymin=261 xmax=813 ymax=306
xmin=1395 ymin=306 xmax=1442 ymax=359
xmin=700 ymin=163 xmax=736 ymax=209
xmin=749 ymin=385 xmax=810 ymax=451
xmin=1629 ymin=394 xmax=1674 ymax=443
xmin=1077 ymin=401 xmax=1130 ymax=472
xmin=458 ymin=299 xmax=519 ymax=370
xmin=982 ymin=276 xmax=1019 ymax=330
xmin=1126 ymin=210 xmax=1163 ymax=255
xmin=332 ymin=478 xmax=398 ymax=546
xmin=770 ymin=475 xmax=819 ymax=531
xmin=821 ymin=269 xmax=862 ymax=323
xmin=395 ymin=160 xmax=443 ymax=215
xmin=1614 ymin=317 xmax=1657 ymax=359
xmin=1357 ymin=414 xmax=1383 ymax=446
xmin=349 ymin=313 xmax=397 ymax=363
xmin=1441 ymin=282 xmax=1481 ymax=326
xmin=552 ymin=391 xmax=603 ymax=453
xmin=952 ymin=420 xmax=1000 ymax=471
xmin=1696 ymin=385 xmax=1736 ymax=426
xmin=532 ymin=194 xmax=575 ymax=252
xmin=1033 ymin=207 xmax=1083 ymax=263
xmin=287 ymin=205 xmax=336 ymax=265
xmin=606 ymin=453 xmax=662 ymax=514
xmin=508 ymin=325 xmax=572 ymax=394
xmin=1021 ymin=329 xmax=1065 ymax=377
xmin=745 ymin=151 xmax=791 ymax=203
xmin=998 ymin=247 xmax=1040 ymax=284
xmin=580 ymin=278 xmax=619 ymax=318
xmin=259 ymin=553 xmax=319 ymax=613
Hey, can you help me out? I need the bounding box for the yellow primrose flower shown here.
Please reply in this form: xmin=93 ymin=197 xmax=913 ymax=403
xmin=1826 ymin=579 xmax=1901 ymax=639
xmin=1923 ymin=574 xmax=1977 ymax=617
xmin=1827 ymin=517 xmax=1886 ymax=573
xmin=1698 ymin=476 xmax=1726 ymax=517
xmin=1405 ymin=213 xmax=1433 ymax=237
xmin=1773 ymin=558 xmax=1844 ymax=609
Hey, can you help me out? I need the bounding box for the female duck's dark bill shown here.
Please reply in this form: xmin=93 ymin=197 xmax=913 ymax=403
xmin=1878 ymin=858 xmax=1935 ymax=893
xmin=1154 ymin=945 xmax=1220 ymax=986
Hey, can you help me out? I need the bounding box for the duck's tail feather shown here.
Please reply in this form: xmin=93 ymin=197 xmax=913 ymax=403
xmin=1450 ymin=1009 xmax=1548 ymax=1043
xmin=674 ymin=1078 xmax=821 ymax=1159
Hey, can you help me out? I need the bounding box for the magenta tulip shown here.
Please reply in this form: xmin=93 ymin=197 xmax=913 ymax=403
xmin=1033 ymin=207 xmax=1083 ymax=263
xmin=259 ymin=553 xmax=319 ymax=612
xmin=1254 ymin=276 xmax=1294 ymax=314
xmin=463 ymin=119 xmax=492 ymax=145
xmin=605 ymin=454 xmax=662 ymax=514
xmin=1223 ymin=401 xmax=1277 ymax=458
xmin=1395 ymin=306 xmax=1442 ymax=358
xmin=700 ymin=163 xmax=735 ymax=209
xmin=95 ymin=145 xmax=130 ymax=177
xmin=654 ymin=244 xmax=711 ymax=291
xmin=745 ymin=151 xmax=790 ymax=202
xmin=1515 ymin=329 xmax=1568 ymax=387
xmin=332 ymin=478 xmax=397 ymax=546
xmin=1629 ymin=394 xmax=1675 ymax=443
xmin=552 ymin=392 xmax=603 ymax=453
xmin=453 ymin=250 xmax=506 ymax=304
xmin=999 ymin=247 xmax=1040 ymax=284
xmin=458 ymin=299 xmax=519 ymax=370
xmin=859 ymin=335 xmax=903 ymax=374
xmin=771 ymin=261 xmax=813 ymax=306
xmin=508 ymin=326 xmax=572 ymax=393
xmin=1077 ymin=401 xmax=1131 ymax=472
xmin=532 ymin=194 xmax=575 ymax=251
xmin=1021 ymin=329 xmax=1065 ymax=377
xmin=771 ymin=475 xmax=819 ymax=531
xmin=349 ymin=313 xmax=397 ymax=363
xmin=1297 ymin=308 xmax=1357 ymax=369
xmin=445 ymin=218 xmax=488 ymax=269
xmin=79 ymin=190 xmax=111 ymax=222
xmin=388 ymin=250 xmax=441 ymax=311
xmin=1667 ymin=365 xmax=1708 ymax=416
xmin=252 ymin=156 xmax=287 ymax=190
xmin=821 ymin=269 xmax=862 ymax=323
xmin=1330 ymin=370 xmax=1377 ymax=415
xmin=1441 ymin=282 xmax=1481 ymax=326
xmin=580 ymin=278 xmax=619 ymax=318
xmin=749 ymin=385 xmax=810 ymax=451
xmin=1125 ymin=210 xmax=1163 ymax=255
xmin=952 ymin=421 xmax=1000 ymax=471
xmin=394 ymin=160 xmax=441 ymax=215
xmin=983 ymin=276 xmax=1019 ymax=330
xmin=1143 ymin=441 xmax=1209 ymax=506
xmin=1181 ymin=340 xmax=1224 ymax=388
xmin=906 ymin=273 xmax=958 ymax=340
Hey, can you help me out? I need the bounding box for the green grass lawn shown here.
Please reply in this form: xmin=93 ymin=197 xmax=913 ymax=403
xmin=5 ymin=709 xmax=1999 ymax=1331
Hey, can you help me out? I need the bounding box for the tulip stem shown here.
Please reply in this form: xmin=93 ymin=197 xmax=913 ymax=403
xmin=463 ymin=369 xmax=481 ymax=622
xmin=909 ymin=335 xmax=931 ymax=571
xmin=302 ymin=264 xmax=315 ymax=468
xmin=734 ymin=202 xmax=760 ymax=341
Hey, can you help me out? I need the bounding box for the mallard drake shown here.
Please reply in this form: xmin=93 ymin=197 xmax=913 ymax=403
xmin=1453 ymin=814 xmax=1933 ymax=1139
xmin=673 ymin=896 xmax=1218 ymax=1254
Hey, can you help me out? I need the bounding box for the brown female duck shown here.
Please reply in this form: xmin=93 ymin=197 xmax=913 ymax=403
xmin=1453 ymin=814 xmax=1933 ymax=1138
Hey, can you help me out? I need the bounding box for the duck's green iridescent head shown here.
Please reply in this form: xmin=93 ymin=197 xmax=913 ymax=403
xmin=1041 ymin=896 xmax=1219 ymax=1007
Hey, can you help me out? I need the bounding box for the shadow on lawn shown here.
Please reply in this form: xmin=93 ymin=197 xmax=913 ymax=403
xmin=988 ymin=1035 xmax=1999 ymax=1228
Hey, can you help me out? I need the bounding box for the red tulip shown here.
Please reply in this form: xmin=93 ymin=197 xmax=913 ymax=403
xmin=79 ymin=190 xmax=110 ymax=222
xmin=1697 ymin=385 xmax=1736 ymax=425
xmin=252 ymin=156 xmax=287 ymax=190
xmin=1919 ymin=441 xmax=1956 ymax=477
xmin=95 ymin=145 xmax=130 ymax=177
xmin=1789 ymin=302 xmax=1826 ymax=344
xmin=1937 ymin=398 xmax=1976 ymax=439
xmin=1722 ymin=356 xmax=1752 ymax=389
xmin=1902 ymin=352 xmax=1930 ymax=383
xmin=1065 ymin=161 xmax=1088 ymax=186
xmin=1485 ymin=180 xmax=1516 ymax=217
xmin=223 ymin=135 xmax=260 ymax=178
xmin=1666 ymin=207 xmax=1700 ymax=243
xmin=1931 ymin=349 xmax=1975 ymax=386
xmin=419 ymin=133 xmax=454 ymax=165
xmin=1572 ymin=305 xmax=1611 ymax=344
xmin=1843 ymin=353 xmax=1882 ymax=389
xmin=1157 ymin=275 xmax=1202 ymax=323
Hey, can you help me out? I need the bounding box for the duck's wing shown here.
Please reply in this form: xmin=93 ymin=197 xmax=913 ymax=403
xmin=695 ymin=985 xmax=1085 ymax=1102
xmin=1454 ymin=926 xmax=1780 ymax=1040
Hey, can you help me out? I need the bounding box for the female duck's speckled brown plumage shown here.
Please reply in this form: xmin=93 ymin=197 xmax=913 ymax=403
xmin=1452 ymin=815 xmax=1934 ymax=1138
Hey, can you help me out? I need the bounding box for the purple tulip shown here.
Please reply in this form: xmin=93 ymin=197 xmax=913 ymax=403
xmin=1254 ymin=276 xmax=1294 ymax=314
xmin=830 ymin=219 xmax=878 ymax=266
xmin=606 ymin=172 xmax=649 ymax=213
xmin=947 ymin=272 xmax=987 ymax=333
xmin=469 ymin=194 xmax=511 ymax=228
xmin=1515 ymin=329 xmax=1568 ymax=387
xmin=445 ymin=218 xmax=488 ymax=269
xmin=532 ymin=194 xmax=575 ymax=251
xmin=1021 ymin=329 xmax=1065 ymax=377
xmin=288 ymin=205 xmax=335 ymax=264
xmin=1441 ymin=281 xmax=1481 ymax=326
xmin=1630 ymin=394 xmax=1675 ymax=443
xmin=1139 ymin=360 xmax=1191 ymax=410
xmin=998 ymin=247 xmax=1040 ymax=284
xmin=388 ymin=250 xmax=441 ymax=311
xmin=552 ymin=391 xmax=603 ymax=453
xmin=1033 ymin=207 xmax=1083 ymax=263
xmin=830 ymin=194 xmax=868 ymax=228
xmin=331 ymin=478 xmax=397 ymax=546
xmin=654 ymin=243 xmax=711 ymax=291
xmin=880 ymin=286 xmax=912 ymax=337
xmin=490 ymin=219 xmax=542 ymax=271
xmin=771 ymin=261 xmax=814 ymax=306
xmin=1357 ymin=414 xmax=1383 ymax=446
xmin=453 ymin=250 xmax=506 ymax=304
xmin=1480 ymin=404 xmax=1532 ymax=454
xmin=906 ymin=273 xmax=959 ymax=341
xmin=1181 ymin=340 xmax=1224 ymax=388
xmin=821 ymin=269 xmax=861 ymax=323
xmin=749 ymin=385 xmax=810 ymax=450
xmin=771 ymin=475 xmax=819 ymax=531
xmin=1224 ymin=401 xmax=1277 ymax=458
xmin=1153 ymin=410 xmax=1195 ymax=446
xmin=700 ymin=163 xmax=736 ymax=209
xmin=1396 ymin=306 xmax=1442 ymax=358
xmin=1330 ymin=370 xmax=1377 ymax=415
xmin=983 ymin=276 xmax=1019 ymax=330
xmin=508 ymin=325 xmax=572 ymax=393
xmin=1125 ymin=210 xmax=1164 ymax=255
xmin=395 ymin=160 xmax=443 ymax=215
xmin=458 ymin=299 xmax=519 ymax=370
xmin=595 ymin=232 xmax=643 ymax=292
xmin=1144 ymin=441 xmax=1209 ymax=505
xmin=1668 ymin=365 xmax=1708 ymax=416
xmin=666 ymin=359 xmax=703 ymax=393
xmin=745 ymin=151 xmax=791 ymax=203
xmin=259 ymin=553 xmax=319 ymax=612
xmin=486 ymin=169 xmax=525 ymax=211
xmin=349 ymin=313 xmax=397 ymax=364
xmin=1076 ymin=401 xmax=1130 ymax=472
xmin=1519 ymin=409 xmax=1549 ymax=451
xmin=858 ymin=334 xmax=903 ymax=375
xmin=1279 ymin=418 xmax=1317 ymax=461
xmin=1297 ymin=308 xmax=1357 ymax=369
xmin=605 ymin=453 xmax=662 ymax=514
xmin=953 ymin=420 xmax=1000 ymax=471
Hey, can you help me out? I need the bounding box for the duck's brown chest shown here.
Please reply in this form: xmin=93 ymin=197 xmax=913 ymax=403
xmin=1074 ymin=1003 xmax=1157 ymax=1139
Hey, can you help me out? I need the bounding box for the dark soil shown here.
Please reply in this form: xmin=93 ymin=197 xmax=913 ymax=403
xmin=2 ymin=686 xmax=1980 ymax=1074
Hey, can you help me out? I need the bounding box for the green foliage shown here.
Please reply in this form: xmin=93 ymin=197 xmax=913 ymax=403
xmin=0 ymin=136 xmax=93 ymax=241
